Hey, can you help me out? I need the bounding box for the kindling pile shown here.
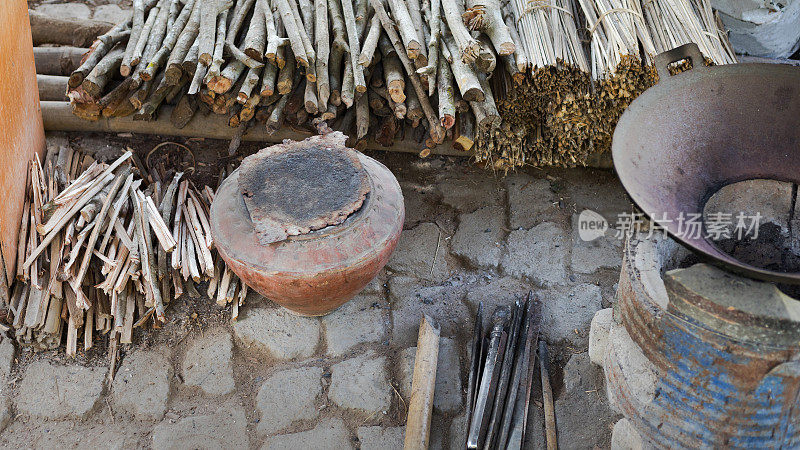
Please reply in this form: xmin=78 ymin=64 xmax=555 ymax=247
xmin=65 ymin=0 xmax=735 ymax=167
xmin=482 ymin=0 xmax=736 ymax=170
xmin=2 ymin=148 xmax=246 ymax=358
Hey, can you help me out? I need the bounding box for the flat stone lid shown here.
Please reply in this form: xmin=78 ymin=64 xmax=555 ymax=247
xmin=238 ymin=133 xmax=370 ymax=245
xmin=664 ymin=263 xmax=800 ymax=346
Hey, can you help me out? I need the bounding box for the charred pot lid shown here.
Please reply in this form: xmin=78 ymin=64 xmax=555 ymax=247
xmin=238 ymin=133 xmax=370 ymax=245
xmin=613 ymin=43 xmax=800 ymax=284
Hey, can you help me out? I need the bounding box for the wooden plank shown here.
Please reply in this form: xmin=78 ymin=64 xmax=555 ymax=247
xmin=0 ymin=5 xmax=46 ymax=282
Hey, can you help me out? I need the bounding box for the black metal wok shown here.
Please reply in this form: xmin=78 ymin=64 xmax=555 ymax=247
xmin=612 ymin=43 xmax=800 ymax=284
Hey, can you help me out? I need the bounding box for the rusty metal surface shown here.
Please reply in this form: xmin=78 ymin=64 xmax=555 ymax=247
xmin=238 ymin=133 xmax=370 ymax=245
xmin=211 ymin=151 xmax=404 ymax=316
xmin=608 ymin=236 xmax=800 ymax=448
xmin=612 ymin=43 xmax=800 ymax=284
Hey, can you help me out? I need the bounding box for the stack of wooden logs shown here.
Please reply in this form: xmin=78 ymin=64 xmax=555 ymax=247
xmin=61 ymin=0 xmax=736 ymax=169
xmin=4 ymin=147 xmax=243 ymax=357
xmin=65 ymin=0 xmax=524 ymax=156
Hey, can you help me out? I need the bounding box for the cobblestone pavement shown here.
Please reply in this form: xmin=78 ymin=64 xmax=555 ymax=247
xmin=0 ymin=135 xmax=630 ymax=447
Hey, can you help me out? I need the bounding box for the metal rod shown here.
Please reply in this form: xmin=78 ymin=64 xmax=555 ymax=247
xmin=496 ymin=295 xmax=531 ymax=448
xmin=506 ymin=292 xmax=542 ymax=449
xmin=465 ymin=301 xmax=484 ymax=445
xmin=467 ymin=306 xmax=510 ymax=449
xmin=484 ymin=299 xmax=524 ymax=448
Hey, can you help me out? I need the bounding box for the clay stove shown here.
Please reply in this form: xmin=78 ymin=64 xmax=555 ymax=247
xmin=590 ymin=191 xmax=800 ymax=448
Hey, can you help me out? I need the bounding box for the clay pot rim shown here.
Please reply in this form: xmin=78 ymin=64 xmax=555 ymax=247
xmin=211 ymin=153 xmax=404 ymax=275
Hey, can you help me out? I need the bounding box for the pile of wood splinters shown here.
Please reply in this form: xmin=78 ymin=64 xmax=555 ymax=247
xmin=1 ymin=148 xmax=246 ymax=358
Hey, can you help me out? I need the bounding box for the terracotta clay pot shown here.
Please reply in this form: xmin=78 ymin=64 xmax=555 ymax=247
xmin=210 ymin=147 xmax=404 ymax=316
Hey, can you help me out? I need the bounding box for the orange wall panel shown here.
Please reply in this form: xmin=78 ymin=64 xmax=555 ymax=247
xmin=0 ymin=1 xmax=46 ymax=281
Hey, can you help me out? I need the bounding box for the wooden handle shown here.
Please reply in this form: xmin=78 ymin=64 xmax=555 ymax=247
xmin=404 ymin=315 xmax=441 ymax=450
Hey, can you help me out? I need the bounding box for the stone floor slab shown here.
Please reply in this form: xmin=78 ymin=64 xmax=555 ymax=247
xmin=181 ymin=328 xmax=235 ymax=395
xmin=505 ymin=174 xmax=559 ymax=230
xmin=570 ymin=214 xmax=623 ymax=274
xmin=388 ymin=276 xmax=471 ymax=346
xmin=451 ymin=205 xmax=506 ymax=269
xmin=261 ymin=417 xmax=353 ymax=450
xmin=233 ymin=306 xmax=320 ymax=360
xmin=152 ymin=401 xmax=249 ymax=449
xmin=357 ymin=425 xmax=404 ymax=449
xmin=256 ymin=366 xmax=323 ymax=436
xmin=542 ymin=283 xmax=603 ymax=345
xmin=329 ymin=351 xmax=391 ymax=415
xmin=112 ymin=349 xmax=172 ymax=420
xmin=502 ymin=222 xmax=569 ymax=286
xmin=387 ymin=222 xmax=451 ymax=281
xmin=322 ymin=293 xmax=387 ymax=356
xmin=16 ymin=361 xmax=105 ymax=420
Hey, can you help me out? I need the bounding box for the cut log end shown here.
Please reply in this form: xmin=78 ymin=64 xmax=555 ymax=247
xmin=388 ymin=85 xmax=406 ymax=103
xmin=406 ymin=41 xmax=422 ymax=60
xmin=207 ymin=77 xmax=234 ymax=95
xmin=68 ymin=73 xmax=84 ymax=89
xmin=453 ymin=135 xmax=474 ymax=152
xmin=441 ymin=114 xmax=455 ymax=129
xmin=164 ymin=65 xmax=183 ymax=85
xmin=497 ymin=42 xmax=515 ymax=56
xmin=462 ymin=88 xmax=485 ymax=103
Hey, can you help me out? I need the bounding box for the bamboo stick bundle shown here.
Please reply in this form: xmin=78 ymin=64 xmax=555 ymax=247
xmin=642 ymin=0 xmax=736 ymax=67
xmin=571 ymin=0 xmax=657 ymax=158
xmin=477 ymin=0 xmax=592 ymax=170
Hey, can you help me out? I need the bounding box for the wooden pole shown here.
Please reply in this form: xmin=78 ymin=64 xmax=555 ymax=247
xmin=403 ymin=315 xmax=440 ymax=450
xmin=41 ymin=101 xmax=471 ymax=157
xmin=37 ymin=75 xmax=68 ymax=101
xmin=539 ymin=341 xmax=558 ymax=450
xmin=28 ymin=10 xmax=115 ymax=47
xmin=34 ymin=47 xmax=87 ymax=76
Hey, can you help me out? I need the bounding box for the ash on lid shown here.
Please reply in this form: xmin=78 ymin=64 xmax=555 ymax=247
xmin=238 ymin=133 xmax=370 ymax=245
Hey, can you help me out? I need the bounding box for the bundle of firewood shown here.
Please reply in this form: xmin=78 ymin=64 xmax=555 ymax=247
xmin=65 ymin=0 xmax=532 ymax=155
xmin=5 ymin=147 xmax=243 ymax=357
xmin=64 ymin=0 xmax=737 ymax=170
xmin=474 ymin=0 xmax=736 ymax=171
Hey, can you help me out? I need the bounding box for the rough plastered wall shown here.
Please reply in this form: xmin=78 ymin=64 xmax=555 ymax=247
xmin=713 ymin=0 xmax=800 ymax=58
xmin=0 ymin=1 xmax=46 ymax=281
